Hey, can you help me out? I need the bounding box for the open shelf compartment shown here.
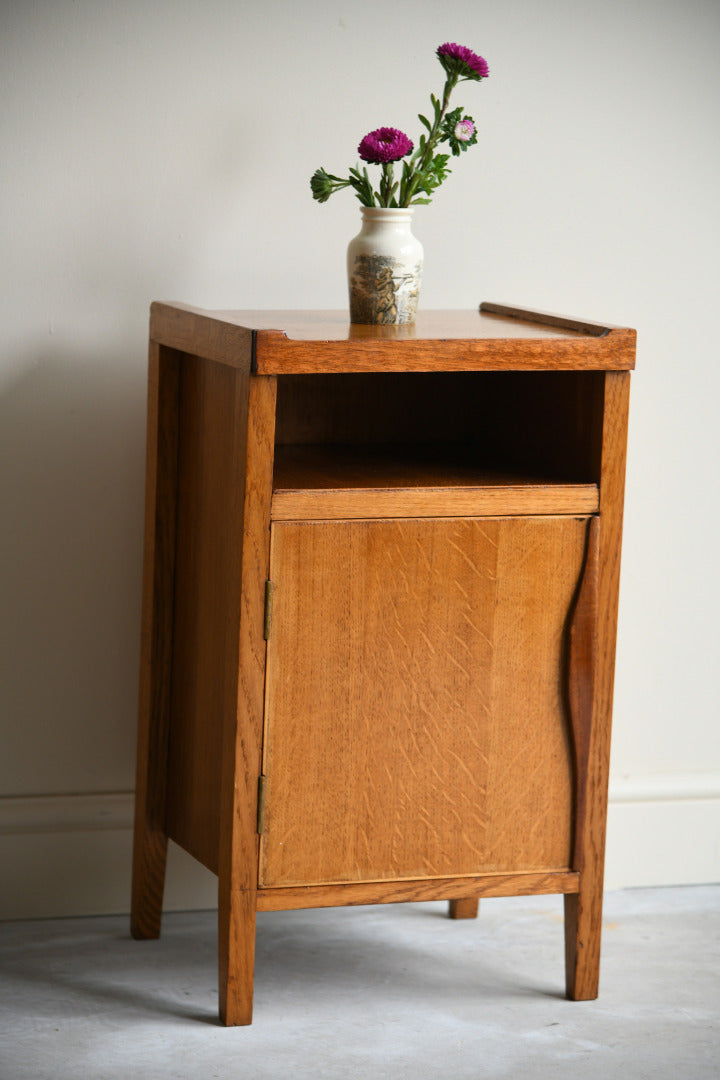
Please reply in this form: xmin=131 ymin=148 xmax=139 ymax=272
xmin=272 ymin=370 xmax=603 ymax=520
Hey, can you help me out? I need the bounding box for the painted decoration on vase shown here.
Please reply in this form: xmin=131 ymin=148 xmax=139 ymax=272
xmin=348 ymin=254 xmax=422 ymax=325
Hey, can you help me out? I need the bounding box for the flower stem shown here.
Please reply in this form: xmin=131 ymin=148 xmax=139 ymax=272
xmin=401 ymin=75 xmax=457 ymax=206
xmin=380 ymin=162 xmax=395 ymax=207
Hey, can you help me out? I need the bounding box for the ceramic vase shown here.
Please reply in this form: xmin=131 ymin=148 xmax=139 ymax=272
xmin=347 ymin=207 xmax=423 ymax=325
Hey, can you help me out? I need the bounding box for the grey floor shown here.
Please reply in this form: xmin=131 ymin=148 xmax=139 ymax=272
xmin=0 ymin=886 xmax=718 ymax=1080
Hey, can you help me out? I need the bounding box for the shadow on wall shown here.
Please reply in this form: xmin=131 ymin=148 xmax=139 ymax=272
xmin=0 ymin=342 xmax=147 ymax=797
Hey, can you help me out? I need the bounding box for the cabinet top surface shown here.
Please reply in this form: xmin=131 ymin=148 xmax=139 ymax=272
xmin=150 ymin=302 xmax=636 ymax=374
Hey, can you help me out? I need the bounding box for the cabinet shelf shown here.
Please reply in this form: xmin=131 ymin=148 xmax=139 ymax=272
xmin=271 ymin=443 xmax=599 ymax=520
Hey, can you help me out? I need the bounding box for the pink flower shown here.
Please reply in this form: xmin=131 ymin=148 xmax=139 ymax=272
xmin=358 ymin=127 xmax=414 ymax=164
xmin=455 ymin=118 xmax=475 ymax=141
xmin=437 ymin=42 xmax=489 ymax=81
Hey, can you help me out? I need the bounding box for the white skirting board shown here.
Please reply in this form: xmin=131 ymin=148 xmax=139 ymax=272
xmin=0 ymin=794 xmax=217 ymax=922
xmin=0 ymin=779 xmax=718 ymax=920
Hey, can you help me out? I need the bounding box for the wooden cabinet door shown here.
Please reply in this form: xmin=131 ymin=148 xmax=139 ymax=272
xmin=259 ymin=516 xmax=590 ymax=888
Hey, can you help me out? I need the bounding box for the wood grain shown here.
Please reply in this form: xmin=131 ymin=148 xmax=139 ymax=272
xmin=133 ymin=302 xmax=635 ymax=1024
xmin=254 ymin=330 xmax=635 ymax=374
xmin=565 ymin=372 xmax=631 ymax=1001
xmin=256 ymin=871 xmax=580 ymax=911
xmin=260 ymin=516 xmax=587 ymax=889
xmin=566 ymin=517 xmax=600 ymax=870
xmin=478 ymin=302 xmax=624 ymax=337
xmin=164 ymin=355 xmax=250 ymax=874
xmin=274 ymin=372 xmax=591 ymax=450
xmin=131 ymin=343 xmax=181 ymax=940
xmin=150 ymin=301 xmax=255 ymax=369
xmin=217 ymin=373 xmax=277 ymax=1026
xmin=219 ymin=888 xmax=257 ymax=1028
xmin=448 ymin=898 xmax=480 ymax=920
xmin=271 ymin=444 xmax=598 ymax=519
xmin=149 ymin=303 xmax=636 ymax=374
xmin=273 ymin=372 xmax=604 ymax=491
xmin=272 ymin=485 xmax=598 ymax=520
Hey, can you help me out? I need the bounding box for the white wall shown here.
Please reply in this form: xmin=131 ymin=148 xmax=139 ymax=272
xmin=1 ymin=0 xmax=718 ymax=918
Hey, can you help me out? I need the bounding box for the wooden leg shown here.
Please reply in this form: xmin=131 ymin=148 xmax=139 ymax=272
xmin=131 ymin=824 xmax=168 ymax=940
xmin=564 ymin=885 xmax=602 ymax=1000
xmin=219 ymin=889 xmax=257 ymax=1026
xmin=448 ymin=898 xmax=479 ymax=920
xmin=562 ymin=504 xmax=614 ymax=1000
xmin=564 ymin=375 xmax=630 ymax=1001
xmin=563 ymin=515 xmax=602 ymax=998
xmin=216 ymin=373 xmax=276 ymax=1026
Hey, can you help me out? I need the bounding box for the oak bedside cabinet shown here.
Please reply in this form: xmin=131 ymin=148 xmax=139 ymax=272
xmin=131 ymin=301 xmax=635 ymax=1025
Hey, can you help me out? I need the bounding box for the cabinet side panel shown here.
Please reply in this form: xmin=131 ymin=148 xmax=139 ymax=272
xmin=261 ymin=516 xmax=586 ymax=888
xmin=131 ymin=342 xmax=181 ymax=937
xmin=165 ymin=354 xmax=250 ymax=873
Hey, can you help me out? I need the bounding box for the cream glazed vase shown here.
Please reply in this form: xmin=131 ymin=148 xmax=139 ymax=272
xmin=347 ymin=207 xmax=424 ymax=325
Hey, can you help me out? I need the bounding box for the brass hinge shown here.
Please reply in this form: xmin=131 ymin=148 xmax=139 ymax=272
xmin=263 ymin=580 xmax=273 ymax=640
xmin=257 ymin=774 xmax=267 ymax=835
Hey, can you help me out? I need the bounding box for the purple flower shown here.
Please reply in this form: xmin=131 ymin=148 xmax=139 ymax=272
xmin=455 ymin=118 xmax=475 ymax=141
xmin=436 ymin=42 xmax=489 ymax=81
xmin=358 ymin=127 xmax=414 ymax=164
